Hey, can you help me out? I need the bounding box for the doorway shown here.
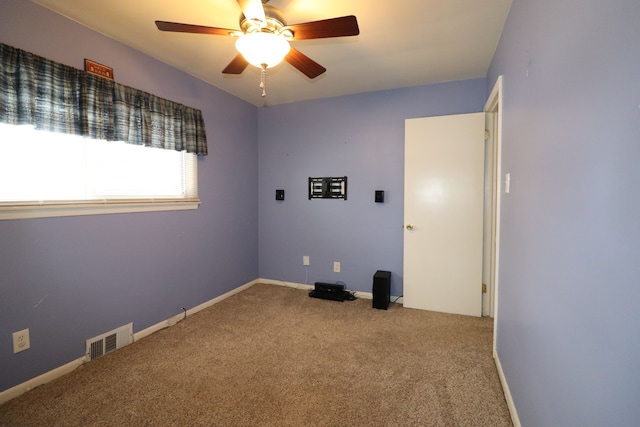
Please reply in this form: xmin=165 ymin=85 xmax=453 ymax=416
xmin=403 ymin=76 xmax=503 ymax=326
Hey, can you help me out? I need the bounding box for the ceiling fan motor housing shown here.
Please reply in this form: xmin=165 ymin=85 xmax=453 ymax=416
xmin=240 ymin=4 xmax=290 ymax=38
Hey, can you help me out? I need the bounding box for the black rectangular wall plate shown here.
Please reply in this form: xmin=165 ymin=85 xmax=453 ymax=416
xmin=375 ymin=190 xmax=384 ymax=203
xmin=308 ymin=176 xmax=347 ymax=200
xmin=275 ymin=189 xmax=285 ymax=200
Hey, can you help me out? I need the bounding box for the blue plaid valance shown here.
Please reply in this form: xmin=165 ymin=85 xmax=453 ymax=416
xmin=0 ymin=43 xmax=208 ymax=155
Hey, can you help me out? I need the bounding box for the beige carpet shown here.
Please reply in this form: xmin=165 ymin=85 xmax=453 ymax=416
xmin=0 ymin=283 xmax=512 ymax=426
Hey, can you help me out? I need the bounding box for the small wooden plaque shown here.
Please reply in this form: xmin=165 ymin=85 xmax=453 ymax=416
xmin=84 ymin=59 xmax=114 ymax=80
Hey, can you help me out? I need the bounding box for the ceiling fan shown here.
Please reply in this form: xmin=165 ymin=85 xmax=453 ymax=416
xmin=155 ymin=0 xmax=359 ymax=97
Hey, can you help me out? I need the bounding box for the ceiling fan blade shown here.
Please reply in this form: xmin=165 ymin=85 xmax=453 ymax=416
xmin=236 ymin=0 xmax=266 ymax=26
xmin=288 ymin=15 xmax=359 ymax=40
xmin=285 ymin=48 xmax=326 ymax=79
xmin=222 ymin=54 xmax=250 ymax=74
xmin=155 ymin=21 xmax=236 ymax=36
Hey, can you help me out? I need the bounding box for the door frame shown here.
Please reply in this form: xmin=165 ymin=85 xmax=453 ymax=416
xmin=484 ymin=76 xmax=503 ymax=353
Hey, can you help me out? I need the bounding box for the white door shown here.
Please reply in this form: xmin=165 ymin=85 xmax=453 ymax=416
xmin=404 ymin=113 xmax=485 ymax=317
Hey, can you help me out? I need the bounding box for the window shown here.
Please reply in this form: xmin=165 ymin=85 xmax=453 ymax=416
xmin=0 ymin=124 xmax=199 ymax=220
xmin=1 ymin=43 xmax=208 ymax=220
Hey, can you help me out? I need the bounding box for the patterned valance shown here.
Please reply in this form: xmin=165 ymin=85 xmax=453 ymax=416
xmin=0 ymin=43 xmax=207 ymax=155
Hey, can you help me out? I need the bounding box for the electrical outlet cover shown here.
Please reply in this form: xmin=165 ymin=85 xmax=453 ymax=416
xmin=13 ymin=328 xmax=30 ymax=353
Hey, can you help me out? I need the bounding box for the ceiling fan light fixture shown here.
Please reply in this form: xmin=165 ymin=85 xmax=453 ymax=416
xmin=236 ymin=32 xmax=290 ymax=68
xmin=155 ymin=2 xmax=360 ymax=98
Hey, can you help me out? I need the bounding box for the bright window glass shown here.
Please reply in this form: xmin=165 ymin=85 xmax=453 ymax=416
xmin=0 ymin=123 xmax=198 ymax=218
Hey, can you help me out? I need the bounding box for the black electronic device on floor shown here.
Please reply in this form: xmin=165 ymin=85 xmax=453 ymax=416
xmin=309 ymin=282 xmax=350 ymax=302
xmin=372 ymin=270 xmax=391 ymax=310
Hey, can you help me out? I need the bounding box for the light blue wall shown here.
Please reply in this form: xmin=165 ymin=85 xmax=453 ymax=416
xmin=0 ymin=1 xmax=258 ymax=391
xmin=10 ymin=3 xmax=637 ymax=424
xmin=257 ymin=80 xmax=487 ymax=295
xmin=488 ymin=0 xmax=640 ymax=425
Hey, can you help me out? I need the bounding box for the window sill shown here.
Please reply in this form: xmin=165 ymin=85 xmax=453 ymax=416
xmin=0 ymin=199 xmax=201 ymax=220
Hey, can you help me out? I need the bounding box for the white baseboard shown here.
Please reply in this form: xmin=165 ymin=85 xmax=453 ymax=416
xmin=133 ymin=279 xmax=259 ymax=342
xmin=0 ymin=356 xmax=85 ymax=405
xmin=258 ymin=278 xmax=403 ymax=304
xmin=259 ymin=278 xmax=314 ymax=291
xmin=494 ymin=349 xmax=521 ymax=427
xmin=0 ymin=279 xmax=260 ymax=405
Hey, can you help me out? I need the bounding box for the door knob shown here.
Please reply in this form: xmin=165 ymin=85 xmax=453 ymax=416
xmin=406 ymin=224 xmax=414 ymax=230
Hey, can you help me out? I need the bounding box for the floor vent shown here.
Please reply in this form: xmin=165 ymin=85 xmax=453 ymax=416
xmin=85 ymin=323 xmax=133 ymax=361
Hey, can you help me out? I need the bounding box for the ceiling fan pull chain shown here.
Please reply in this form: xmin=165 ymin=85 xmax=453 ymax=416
xmin=260 ymin=63 xmax=267 ymax=97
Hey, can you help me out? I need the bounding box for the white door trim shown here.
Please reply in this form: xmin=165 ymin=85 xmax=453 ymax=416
xmin=484 ymin=75 xmax=503 ymax=353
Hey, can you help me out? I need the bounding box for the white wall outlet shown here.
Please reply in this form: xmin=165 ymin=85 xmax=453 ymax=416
xmin=13 ymin=328 xmax=30 ymax=353
xmin=334 ymin=261 xmax=341 ymax=273
xmin=303 ymin=256 xmax=310 ymax=266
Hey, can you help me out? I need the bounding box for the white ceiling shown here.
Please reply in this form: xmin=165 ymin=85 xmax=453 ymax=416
xmin=32 ymin=0 xmax=512 ymax=107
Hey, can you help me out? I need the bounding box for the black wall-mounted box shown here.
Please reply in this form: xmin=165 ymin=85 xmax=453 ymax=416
xmin=375 ymin=190 xmax=385 ymax=203
xmin=275 ymin=189 xmax=285 ymax=200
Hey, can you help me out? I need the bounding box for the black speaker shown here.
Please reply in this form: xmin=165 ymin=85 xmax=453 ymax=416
xmin=372 ymin=270 xmax=391 ymax=310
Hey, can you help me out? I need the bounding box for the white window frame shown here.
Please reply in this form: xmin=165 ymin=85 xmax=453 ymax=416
xmin=0 ymin=125 xmax=200 ymax=221
xmin=0 ymin=200 xmax=200 ymax=221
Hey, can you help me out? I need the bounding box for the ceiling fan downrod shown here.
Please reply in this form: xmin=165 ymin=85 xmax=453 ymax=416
xmin=260 ymin=63 xmax=267 ymax=97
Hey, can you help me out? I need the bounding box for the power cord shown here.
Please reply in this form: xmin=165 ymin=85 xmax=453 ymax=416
xmin=336 ymin=281 xmax=357 ymax=301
